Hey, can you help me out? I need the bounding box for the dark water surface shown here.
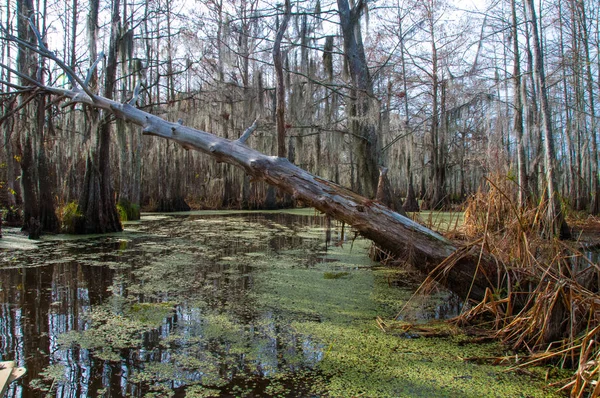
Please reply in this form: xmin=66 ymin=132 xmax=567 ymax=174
xmin=1 ymin=211 xmax=557 ymax=397
xmin=0 ymin=211 xmax=414 ymax=397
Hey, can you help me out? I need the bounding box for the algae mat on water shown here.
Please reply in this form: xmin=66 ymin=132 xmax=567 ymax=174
xmin=254 ymin=265 xmax=560 ymax=397
xmin=0 ymin=210 xmax=561 ymax=397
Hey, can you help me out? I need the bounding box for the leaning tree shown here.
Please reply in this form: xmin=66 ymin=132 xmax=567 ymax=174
xmin=0 ymin=25 xmax=498 ymax=303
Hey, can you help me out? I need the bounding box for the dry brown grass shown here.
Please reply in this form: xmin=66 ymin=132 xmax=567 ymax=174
xmin=406 ymin=174 xmax=600 ymax=397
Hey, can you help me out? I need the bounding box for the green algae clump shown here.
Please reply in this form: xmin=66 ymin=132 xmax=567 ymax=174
xmin=117 ymin=199 xmax=141 ymax=221
xmin=324 ymin=271 xmax=350 ymax=279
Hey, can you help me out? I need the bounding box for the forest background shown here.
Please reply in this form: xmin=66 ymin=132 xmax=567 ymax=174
xmin=0 ymin=0 xmax=598 ymax=237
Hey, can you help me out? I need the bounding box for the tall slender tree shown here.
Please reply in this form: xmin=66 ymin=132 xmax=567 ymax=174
xmin=273 ymin=0 xmax=291 ymax=159
xmin=524 ymin=0 xmax=570 ymax=238
xmin=511 ymin=0 xmax=527 ymax=209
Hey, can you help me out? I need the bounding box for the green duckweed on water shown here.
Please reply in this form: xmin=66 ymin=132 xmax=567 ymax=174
xmin=323 ymin=271 xmax=350 ymax=279
xmin=0 ymin=210 xmax=563 ymax=397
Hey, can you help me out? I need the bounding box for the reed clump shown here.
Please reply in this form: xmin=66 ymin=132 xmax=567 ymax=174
xmin=439 ymin=173 xmax=600 ymax=397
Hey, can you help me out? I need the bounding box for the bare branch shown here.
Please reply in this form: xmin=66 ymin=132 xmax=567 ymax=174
xmin=0 ymin=79 xmax=31 ymax=91
xmin=237 ymin=119 xmax=259 ymax=144
xmin=0 ymin=29 xmax=96 ymax=100
xmin=0 ymin=62 xmax=43 ymax=88
xmin=27 ymin=18 xmax=49 ymax=53
xmin=84 ymin=51 xmax=104 ymax=88
xmin=128 ymin=78 xmax=142 ymax=106
xmin=0 ymin=88 xmax=40 ymax=126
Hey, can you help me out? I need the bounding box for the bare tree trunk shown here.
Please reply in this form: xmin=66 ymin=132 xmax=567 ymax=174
xmin=576 ymin=0 xmax=599 ymax=215
xmin=525 ymin=0 xmax=570 ymax=238
xmin=20 ymin=133 xmax=40 ymax=238
xmin=521 ymin=0 xmax=541 ymax=201
xmin=0 ymin=0 xmax=17 ymax=220
xmin=558 ymin=1 xmax=577 ymax=209
xmin=268 ymin=0 xmax=293 ymax=209
xmin=114 ymin=2 xmax=140 ymax=220
xmin=37 ymin=88 xmax=59 ymax=233
xmin=597 ymin=6 xmax=600 ymax=213
xmin=428 ymin=26 xmax=445 ymax=210
xmin=78 ymin=0 xmax=122 ymax=233
xmin=511 ymin=0 xmax=528 ymax=208
xmin=376 ymin=167 xmax=405 ymax=215
xmin=16 ymin=0 xmax=58 ymax=238
xmin=273 ymin=0 xmax=291 ymax=159
xmin=1 ymin=99 xmax=20 ymax=219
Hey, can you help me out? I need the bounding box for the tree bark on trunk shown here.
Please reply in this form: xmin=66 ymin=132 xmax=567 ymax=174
xmin=273 ymin=0 xmax=291 ymax=159
xmin=511 ymin=0 xmax=528 ymax=209
xmin=428 ymin=32 xmax=445 ymax=210
xmin=78 ymin=0 xmax=122 ymax=233
xmin=20 ymin=133 xmax=40 ymax=238
xmin=576 ymin=0 xmax=599 ymax=215
xmin=403 ymin=174 xmax=420 ymax=212
xmin=16 ymin=0 xmax=38 ymax=238
xmin=271 ymin=0 xmax=292 ymax=209
xmin=36 ymin=93 xmax=59 ymax=233
xmin=524 ymin=0 xmax=571 ymax=239
xmin=337 ymin=0 xmax=379 ymax=198
xmin=16 ymin=0 xmax=59 ymax=238
xmin=376 ymin=167 xmax=405 ymax=215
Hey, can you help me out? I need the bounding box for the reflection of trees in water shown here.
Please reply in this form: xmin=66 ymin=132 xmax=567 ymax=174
xmin=1 ymin=263 xmax=115 ymax=397
xmin=2 ymin=267 xmax=52 ymax=396
xmin=0 ymin=213 xmax=333 ymax=396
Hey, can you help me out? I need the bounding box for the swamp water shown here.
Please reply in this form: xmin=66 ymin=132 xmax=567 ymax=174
xmin=0 ymin=210 xmax=559 ymax=397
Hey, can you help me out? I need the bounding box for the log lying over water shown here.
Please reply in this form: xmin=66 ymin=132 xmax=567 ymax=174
xmin=44 ymin=87 xmax=498 ymax=301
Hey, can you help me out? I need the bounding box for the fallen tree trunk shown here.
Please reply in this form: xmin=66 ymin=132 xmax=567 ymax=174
xmin=36 ymin=87 xmax=496 ymax=301
xmin=0 ymin=28 xmax=500 ymax=301
xmin=0 ymin=38 xmax=496 ymax=298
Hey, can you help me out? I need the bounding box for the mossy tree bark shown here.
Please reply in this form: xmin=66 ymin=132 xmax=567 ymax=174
xmin=376 ymin=167 xmax=405 ymax=215
xmin=271 ymin=0 xmax=293 ymax=209
xmin=1 ymin=98 xmax=21 ymax=219
xmin=115 ymin=1 xmax=141 ymax=221
xmin=36 ymin=97 xmax=59 ymax=234
xmin=16 ymin=0 xmax=39 ymax=238
xmin=16 ymin=0 xmax=58 ymax=238
xmin=77 ymin=0 xmax=122 ymax=233
xmin=403 ymin=175 xmax=420 ymax=212
xmin=337 ymin=0 xmax=379 ymax=198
